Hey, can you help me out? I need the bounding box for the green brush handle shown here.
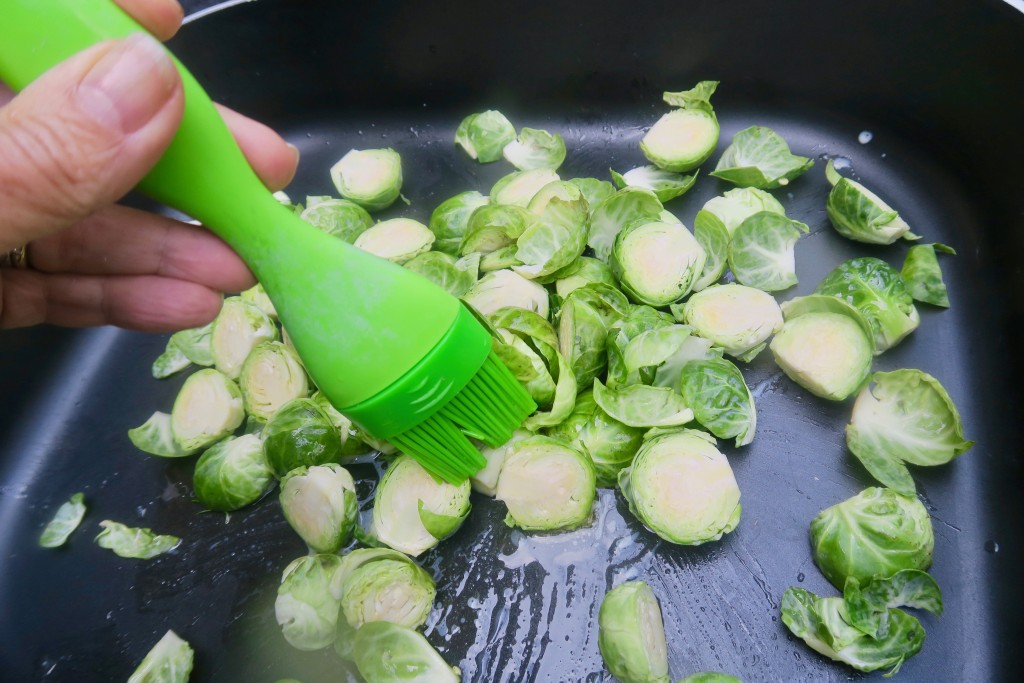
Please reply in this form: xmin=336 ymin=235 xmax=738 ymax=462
xmin=0 ymin=0 xmax=492 ymax=438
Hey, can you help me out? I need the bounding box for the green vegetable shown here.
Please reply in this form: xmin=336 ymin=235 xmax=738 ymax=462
xmin=711 ymin=126 xmax=813 ymax=189
xmin=677 ymin=675 xmax=742 ymax=683
xmin=151 ymin=342 xmax=190 ymax=379
xmin=770 ymin=295 xmax=875 ymax=401
xmin=641 ymin=82 xmax=720 ymax=172
xmin=814 ymin=257 xmax=920 ymax=353
xmin=95 ymin=520 xmax=180 ymax=559
xmin=901 ymin=243 xmax=955 ymax=307
xmin=611 ymin=219 xmax=706 ymax=306
xmin=825 ymin=159 xmax=918 ymax=244
xmin=513 ymin=181 xmax=589 ymax=279
xmin=699 ymin=187 xmax=786 ymax=236
xmin=846 ymin=369 xmax=973 ymax=495
xmin=679 ymin=358 xmax=757 ymax=447
xmin=503 ymin=127 xmax=566 ymax=171
xmin=460 ymin=204 xmax=532 ymax=255
xmin=169 ymin=368 xmax=245 ymax=452
xmin=372 ymin=455 xmax=471 ymax=556
xmin=727 ymin=211 xmax=808 ymax=292
xmin=495 ymin=435 xmax=596 ymax=531
xmin=275 ymin=554 xmax=344 ymax=651
xmin=127 ymin=630 xmax=194 ymax=683
xmin=455 ymin=110 xmax=516 ymax=163
xmin=463 ymin=269 xmax=550 ymax=319
xmin=593 ymin=379 xmax=694 ymax=428
xmin=39 ymin=492 xmax=86 ymax=548
xmin=490 ymin=168 xmax=561 ymax=207
xmin=300 ymin=198 xmax=373 ymax=243
xmin=604 ymin=305 xmax=676 ymax=388
xmin=597 ymin=581 xmax=670 ymax=683
xmin=193 ymin=434 xmax=274 ymax=512
xmin=279 ymin=464 xmax=358 ymax=553
xmin=610 ymin=166 xmax=698 ymax=203
xmin=429 ymin=190 xmax=490 ymax=254
xmin=262 ymin=398 xmax=343 ymax=478
xmin=844 ymin=569 xmax=943 ymax=640
xmin=546 ymin=390 xmax=645 ymax=487
xmin=238 ymin=341 xmax=309 ymax=422
xmin=619 ymin=429 xmax=741 ymax=544
xmin=404 ymin=251 xmax=480 ymax=297
xmin=690 ymin=211 xmax=730 ymax=292
xmin=470 ymin=429 xmax=532 ymax=497
xmin=330 ymin=148 xmax=403 ymax=211
xmin=354 ymin=218 xmax=435 ymax=264
xmin=677 ymin=283 xmax=783 ymax=361
xmin=568 ymin=177 xmax=616 ymax=213
xmin=352 ymin=622 xmax=461 ymax=682
xmin=129 ymin=412 xmax=192 ymax=458
xmin=810 ymin=487 xmax=934 ymax=590
xmin=210 ymin=297 xmax=278 ymax=380
xmin=338 ymin=549 xmax=435 ymax=630
xmin=152 ymin=321 xmax=215 ymax=379
xmin=240 ymin=282 xmax=278 ymax=321
xmin=588 ymin=187 xmax=664 ymax=262
xmin=557 ymin=284 xmax=629 ymax=388
xmin=554 ymin=256 xmax=618 ymax=298
xmin=620 ymin=323 xmax=719 ymax=389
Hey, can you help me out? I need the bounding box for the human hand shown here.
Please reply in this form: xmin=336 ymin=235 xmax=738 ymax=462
xmin=0 ymin=0 xmax=299 ymax=332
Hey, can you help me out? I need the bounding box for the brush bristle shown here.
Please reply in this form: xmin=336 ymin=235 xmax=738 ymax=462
xmin=391 ymin=351 xmax=536 ymax=483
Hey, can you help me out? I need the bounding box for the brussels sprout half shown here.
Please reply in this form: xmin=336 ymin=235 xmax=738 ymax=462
xmin=275 ymin=554 xmax=344 ymax=651
xmin=339 ymin=552 xmax=435 ymax=630
xmin=546 ymin=391 xmax=645 ymax=488
xmin=503 ymin=127 xmax=567 ymax=171
xmin=300 ymin=198 xmax=373 ymax=243
xmin=170 ymin=368 xmax=245 ymax=452
xmin=280 ymin=464 xmax=358 ymax=553
xmin=194 ymin=434 xmax=274 ymax=512
xmin=263 ymin=398 xmax=343 ymax=478
xmin=641 ymin=110 xmax=719 ymax=174
xmin=619 ymin=429 xmax=741 ymax=545
xmin=404 ymin=251 xmax=480 ymax=298
xmin=353 ymin=622 xmax=461 ymax=683
xmin=455 ymin=109 xmax=516 ymax=163
xmin=429 ymin=190 xmax=490 ymax=254
xmin=210 ymin=297 xmax=278 ymax=380
xmin=587 ymin=187 xmax=664 ymax=262
xmin=354 ymin=218 xmax=435 ymax=264
xmin=680 ymin=283 xmax=783 ymax=362
xmin=330 ymin=148 xmax=403 ymax=211
xmin=598 ymin=581 xmax=670 ymax=683
xmin=239 ymin=341 xmax=309 ymax=422
xmin=463 ymin=269 xmax=550 ymax=319
xmin=825 ymin=160 xmax=918 ymax=245
xmin=611 ymin=220 xmax=706 ymax=306
xmin=490 ymin=168 xmax=561 ymax=207
xmin=810 ymin=487 xmax=934 ymax=590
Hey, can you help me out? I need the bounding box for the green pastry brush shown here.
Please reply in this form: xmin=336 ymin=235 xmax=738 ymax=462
xmin=0 ymin=0 xmax=536 ymax=483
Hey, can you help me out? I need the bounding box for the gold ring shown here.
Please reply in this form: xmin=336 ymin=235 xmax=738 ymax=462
xmin=0 ymin=244 xmax=29 ymax=269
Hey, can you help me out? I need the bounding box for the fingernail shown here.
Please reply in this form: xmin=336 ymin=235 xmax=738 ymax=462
xmin=287 ymin=143 xmax=301 ymax=164
xmin=77 ymin=34 xmax=179 ymax=134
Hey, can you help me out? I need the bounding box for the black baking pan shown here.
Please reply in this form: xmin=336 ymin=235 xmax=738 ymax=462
xmin=2 ymin=0 xmax=1023 ymax=681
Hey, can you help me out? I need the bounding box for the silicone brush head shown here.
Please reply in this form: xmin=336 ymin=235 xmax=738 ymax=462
xmin=390 ymin=352 xmax=537 ymax=482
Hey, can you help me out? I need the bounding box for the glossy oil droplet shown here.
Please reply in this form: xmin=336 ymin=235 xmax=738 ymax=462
xmin=858 ymin=130 xmax=873 ymax=144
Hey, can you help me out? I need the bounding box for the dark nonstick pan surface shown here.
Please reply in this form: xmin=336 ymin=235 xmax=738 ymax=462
xmin=2 ymin=1 xmax=1023 ymax=681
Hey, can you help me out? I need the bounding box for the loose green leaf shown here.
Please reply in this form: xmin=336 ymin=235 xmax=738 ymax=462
xmin=568 ymin=177 xmax=616 ymax=214
xmin=679 ymin=358 xmax=757 ymax=447
xmin=95 ymin=521 xmax=180 ymax=559
xmin=728 ymin=211 xmax=808 ymax=292
xmin=825 ymin=160 xmax=918 ymax=245
xmin=690 ymin=210 xmax=731 ymax=292
xmin=503 ymin=127 xmax=567 ymax=171
xmin=610 ymin=166 xmax=698 ymax=203
xmin=39 ymin=492 xmax=86 ymax=548
xmin=844 ymin=570 xmax=943 ymax=639
xmin=129 ymin=412 xmax=193 ymax=458
xmin=455 ymin=110 xmax=516 ymax=163
xmin=593 ymin=379 xmax=693 ymax=428
xmin=460 ymin=204 xmax=533 ymax=255
xmin=405 ymin=251 xmax=480 ymax=297
xmin=588 ymin=187 xmax=664 ymax=262
xmin=662 ymin=80 xmax=719 ymax=112
xmin=127 ymin=630 xmax=194 ymax=683
xmin=901 ymin=243 xmax=956 ymax=307
xmin=152 ymin=343 xmax=191 ymax=379
xmin=711 ymin=126 xmax=813 ymax=188
xmin=429 ymin=190 xmax=490 ymax=254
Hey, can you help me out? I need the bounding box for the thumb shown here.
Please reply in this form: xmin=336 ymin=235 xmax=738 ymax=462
xmin=0 ymin=33 xmax=182 ymax=250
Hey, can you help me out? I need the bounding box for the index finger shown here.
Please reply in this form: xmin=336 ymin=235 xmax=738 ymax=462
xmin=114 ymin=0 xmax=185 ymax=42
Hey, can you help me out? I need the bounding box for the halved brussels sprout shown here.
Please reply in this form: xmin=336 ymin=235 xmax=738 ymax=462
xmin=275 ymin=554 xmax=344 ymax=651
xmin=619 ymin=429 xmax=740 ymax=545
xmin=678 ymin=283 xmax=783 ymax=361
xmin=770 ymin=295 xmax=875 ymax=400
xmin=330 ymin=148 xmax=403 ymax=211
xmin=846 ymin=369 xmax=973 ymax=495
xmin=340 ymin=552 xmax=435 ymax=630
xmin=568 ymin=177 xmax=616 ymax=214
xmin=700 ymin=186 xmax=786 ymax=236
xmin=170 ymin=369 xmax=244 ymax=452
xmin=810 ymin=487 xmax=934 ymax=590
xmin=354 ymin=218 xmax=435 ymax=264
xmin=546 ymin=390 xmax=645 ymax=488
xmin=300 ymin=198 xmax=373 ymax=244
xmin=611 ymin=220 xmax=706 ymax=306
xmin=193 ymin=434 xmax=274 ymax=512
xmin=728 ymin=211 xmax=808 ymax=292
xmin=240 ymin=283 xmax=278 ymax=321
xmin=429 ymin=190 xmax=490 ymax=254
xmin=494 ymin=435 xmax=596 ymax=531
xmin=238 ymin=341 xmax=309 ymax=422
xmin=210 ymin=297 xmax=278 ymax=380
xmin=353 ymin=622 xmax=461 ymax=683
xmin=610 ymin=166 xmax=698 ymax=203
xmin=503 ymin=127 xmax=567 ymax=171
xmin=513 ymin=183 xmax=590 ymax=279
xmin=39 ymin=492 xmax=86 ymax=548
xmin=372 ymin=455 xmax=472 ymax=556
xmin=593 ymin=379 xmax=694 ymax=428
xmin=263 ymin=398 xmax=342 ymax=478
xmin=641 ymin=82 xmax=720 ymax=172
xmin=128 ymin=630 xmax=194 ymax=683
xmin=471 ymin=429 xmax=533 ymax=497
xmin=825 ymin=159 xmax=918 ymax=245
xmin=679 ymin=357 xmax=757 ymax=447
xmin=455 ymin=110 xmax=516 ymax=163
xmin=598 ymin=581 xmax=669 ymax=683
xmin=280 ymin=464 xmax=358 ymax=553
xmin=588 ymin=187 xmax=664 ymax=262
xmin=129 ymin=411 xmax=192 ymax=458
xmin=404 ymin=251 xmax=480 ymax=297
xmin=814 ymin=257 xmax=919 ymax=353
xmin=902 ymin=243 xmax=955 ymax=307
xmin=711 ymin=126 xmax=813 ymax=189
xmin=463 ymin=269 xmax=550 ymax=319
xmin=95 ymin=520 xmax=180 ymax=559
xmin=490 ymin=168 xmax=561 ymax=207
xmin=460 ymin=204 xmax=533 ymax=255
xmin=554 ymin=256 xmax=618 ymax=299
